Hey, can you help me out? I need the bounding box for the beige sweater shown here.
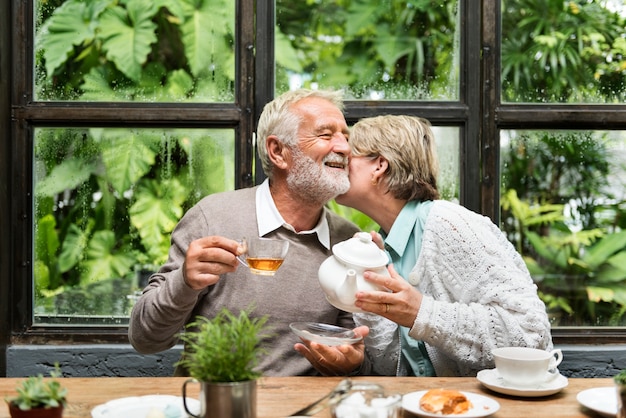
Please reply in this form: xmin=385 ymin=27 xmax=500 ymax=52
xmin=128 ymin=186 xmax=360 ymax=376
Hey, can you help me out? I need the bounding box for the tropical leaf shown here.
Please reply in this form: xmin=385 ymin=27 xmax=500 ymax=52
xmin=99 ymin=131 xmax=158 ymax=195
xmin=373 ymin=28 xmax=415 ymax=71
xmin=35 ymin=158 xmax=95 ymax=197
xmin=82 ymin=230 xmax=136 ymax=283
xmin=180 ymin=0 xmax=234 ymax=77
xmin=275 ymin=30 xmax=303 ymax=72
xmin=99 ymin=0 xmax=158 ymax=82
xmin=586 ymin=285 xmax=614 ymax=303
xmin=58 ymin=223 xmax=90 ymax=274
xmin=38 ymin=0 xmax=106 ymax=78
xmin=583 ymin=230 xmax=626 ymax=269
xmin=345 ymin=0 xmax=379 ymax=37
xmin=35 ymin=214 xmax=59 ymax=279
xmin=165 ymin=69 xmax=194 ymax=100
xmin=129 ymin=178 xmax=186 ymax=263
xmin=80 ymin=67 xmax=122 ymax=101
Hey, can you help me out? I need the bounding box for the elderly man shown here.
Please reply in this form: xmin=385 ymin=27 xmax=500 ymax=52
xmin=128 ymin=89 xmax=368 ymax=376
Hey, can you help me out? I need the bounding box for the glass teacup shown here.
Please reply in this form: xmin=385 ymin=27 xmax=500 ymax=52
xmin=237 ymin=237 xmax=289 ymax=276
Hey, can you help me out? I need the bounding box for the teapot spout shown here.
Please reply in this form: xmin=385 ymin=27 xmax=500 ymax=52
xmin=336 ymin=269 xmax=358 ymax=305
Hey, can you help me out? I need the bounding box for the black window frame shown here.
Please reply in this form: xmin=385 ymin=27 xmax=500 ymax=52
xmin=2 ymin=0 xmax=626 ymax=376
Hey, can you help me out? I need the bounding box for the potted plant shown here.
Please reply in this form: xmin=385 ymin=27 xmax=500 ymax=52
xmin=177 ymin=307 xmax=272 ymax=418
xmin=5 ymin=367 xmax=67 ymax=418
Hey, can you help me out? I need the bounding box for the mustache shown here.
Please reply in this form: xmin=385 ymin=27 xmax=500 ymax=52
xmin=323 ymin=153 xmax=348 ymax=168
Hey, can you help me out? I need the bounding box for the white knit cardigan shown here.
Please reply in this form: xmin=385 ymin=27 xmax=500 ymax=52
xmin=354 ymin=200 xmax=553 ymax=377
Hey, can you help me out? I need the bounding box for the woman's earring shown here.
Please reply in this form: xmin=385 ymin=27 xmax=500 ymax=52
xmin=371 ymin=176 xmax=378 ymax=186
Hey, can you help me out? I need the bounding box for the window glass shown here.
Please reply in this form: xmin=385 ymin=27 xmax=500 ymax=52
xmin=34 ymin=127 xmax=235 ymax=324
xmin=35 ymin=0 xmax=235 ymax=102
xmin=501 ymin=0 xmax=626 ymax=103
xmin=275 ymin=0 xmax=460 ymax=100
xmin=434 ymin=127 xmax=460 ymax=203
xmin=500 ymin=129 xmax=626 ymax=327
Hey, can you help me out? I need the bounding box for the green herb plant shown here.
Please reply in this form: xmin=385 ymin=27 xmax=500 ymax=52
xmin=176 ymin=308 xmax=272 ymax=383
xmin=615 ymin=370 xmax=626 ymax=386
xmin=5 ymin=366 xmax=67 ymax=411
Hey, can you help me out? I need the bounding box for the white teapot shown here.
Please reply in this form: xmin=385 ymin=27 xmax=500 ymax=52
xmin=318 ymin=232 xmax=390 ymax=313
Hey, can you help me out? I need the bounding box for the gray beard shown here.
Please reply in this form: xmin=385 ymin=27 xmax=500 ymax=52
xmin=286 ymin=150 xmax=350 ymax=205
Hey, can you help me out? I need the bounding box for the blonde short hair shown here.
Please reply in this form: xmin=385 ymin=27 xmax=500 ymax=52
xmin=256 ymin=89 xmax=344 ymax=178
xmin=350 ymin=115 xmax=440 ymax=201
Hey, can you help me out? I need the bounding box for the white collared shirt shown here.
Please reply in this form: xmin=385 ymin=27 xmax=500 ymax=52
xmin=256 ymin=179 xmax=331 ymax=249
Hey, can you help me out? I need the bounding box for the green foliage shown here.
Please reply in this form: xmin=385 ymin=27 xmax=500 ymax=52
xmin=275 ymin=0 xmax=459 ymax=98
xmin=615 ymin=369 xmax=626 ymax=385
xmin=176 ymin=308 xmax=272 ymax=383
xmin=501 ymin=0 xmax=626 ymax=102
xmin=36 ymin=0 xmax=235 ymax=101
xmin=34 ymin=127 xmax=233 ymax=311
xmin=5 ymin=367 xmax=67 ymax=411
xmin=501 ymin=130 xmax=626 ymax=325
xmin=501 ymin=189 xmax=626 ymax=325
xmin=501 ymin=131 xmax=612 ymax=232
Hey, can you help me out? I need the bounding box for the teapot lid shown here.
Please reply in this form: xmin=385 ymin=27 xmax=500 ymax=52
xmin=332 ymin=232 xmax=389 ymax=268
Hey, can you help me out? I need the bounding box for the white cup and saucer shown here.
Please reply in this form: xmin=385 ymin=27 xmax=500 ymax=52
xmin=476 ymin=347 xmax=569 ymax=397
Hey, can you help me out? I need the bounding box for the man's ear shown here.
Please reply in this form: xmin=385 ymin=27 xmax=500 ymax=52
xmin=267 ymin=135 xmax=290 ymax=169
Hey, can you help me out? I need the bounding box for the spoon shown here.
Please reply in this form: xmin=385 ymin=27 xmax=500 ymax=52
xmin=288 ymin=378 xmax=353 ymax=416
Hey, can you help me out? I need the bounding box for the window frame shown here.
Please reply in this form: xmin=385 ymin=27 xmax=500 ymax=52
xmin=2 ymin=0 xmax=626 ymax=377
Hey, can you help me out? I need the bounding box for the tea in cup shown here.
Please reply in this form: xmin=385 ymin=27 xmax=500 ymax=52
xmin=492 ymin=347 xmax=563 ymax=387
xmin=237 ymin=237 xmax=289 ymax=276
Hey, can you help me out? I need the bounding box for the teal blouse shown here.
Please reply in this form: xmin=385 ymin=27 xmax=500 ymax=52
xmin=381 ymin=200 xmax=436 ymax=376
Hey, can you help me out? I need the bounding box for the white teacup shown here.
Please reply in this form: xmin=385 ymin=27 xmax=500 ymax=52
xmin=492 ymin=347 xmax=563 ymax=387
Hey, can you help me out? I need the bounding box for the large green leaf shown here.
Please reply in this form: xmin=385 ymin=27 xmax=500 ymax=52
xmin=58 ymin=223 xmax=90 ymax=274
xmin=82 ymin=230 xmax=135 ymax=283
xmin=180 ymin=0 xmax=233 ymax=77
xmin=38 ymin=0 xmax=106 ymax=78
xmin=35 ymin=158 xmax=95 ymax=197
xmin=35 ymin=214 xmax=59 ymax=276
xmin=129 ymin=178 xmax=186 ymax=257
xmin=100 ymin=131 xmax=158 ymax=195
xmin=345 ymin=0 xmax=379 ymax=37
xmin=275 ymin=30 xmax=303 ymax=72
xmin=99 ymin=0 xmax=158 ymax=82
xmin=583 ymin=230 xmax=626 ymax=269
xmin=592 ymin=251 xmax=626 ymax=283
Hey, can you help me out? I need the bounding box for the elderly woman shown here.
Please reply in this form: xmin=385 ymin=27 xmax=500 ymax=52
xmin=329 ymin=115 xmax=553 ymax=377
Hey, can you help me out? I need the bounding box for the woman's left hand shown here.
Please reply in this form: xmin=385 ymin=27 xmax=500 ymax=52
xmin=294 ymin=325 xmax=369 ymax=376
xmin=354 ymin=264 xmax=422 ymax=328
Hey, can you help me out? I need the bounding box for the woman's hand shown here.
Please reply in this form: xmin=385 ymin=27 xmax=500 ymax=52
xmin=354 ymin=264 xmax=422 ymax=328
xmin=294 ymin=326 xmax=369 ymax=376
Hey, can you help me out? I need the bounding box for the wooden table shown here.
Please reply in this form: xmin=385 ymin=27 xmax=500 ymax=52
xmin=0 ymin=376 xmax=616 ymax=417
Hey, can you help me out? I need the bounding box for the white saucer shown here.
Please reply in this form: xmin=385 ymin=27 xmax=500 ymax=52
xmin=91 ymin=395 xmax=200 ymax=417
xmin=576 ymin=386 xmax=617 ymax=417
xmin=402 ymin=390 xmax=499 ymax=417
xmin=289 ymin=322 xmax=362 ymax=346
xmin=476 ymin=368 xmax=568 ymax=397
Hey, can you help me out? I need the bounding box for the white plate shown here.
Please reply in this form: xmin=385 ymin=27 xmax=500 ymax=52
xmin=289 ymin=322 xmax=362 ymax=346
xmin=91 ymin=395 xmax=200 ymax=418
xmin=402 ymin=390 xmax=500 ymax=417
xmin=577 ymin=387 xmax=617 ymax=417
xmin=476 ymin=368 xmax=568 ymax=397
